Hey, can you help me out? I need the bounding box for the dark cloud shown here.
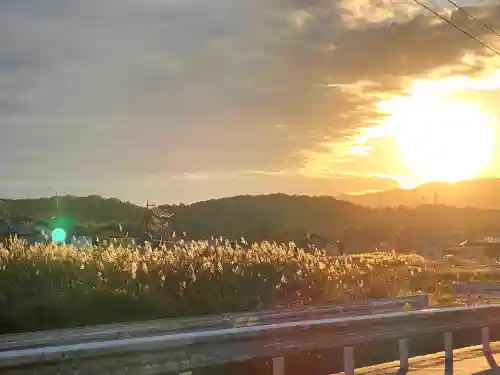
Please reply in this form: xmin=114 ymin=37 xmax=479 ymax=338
xmin=263 ymin=3 xmax=500 ymax=85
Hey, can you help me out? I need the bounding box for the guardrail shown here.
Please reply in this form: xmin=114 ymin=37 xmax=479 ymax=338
xmin=1 ymin=303 xmax=499 ymax=375
xmin=0 ymin=295 xmax=427 ymax=351
xmin=452 ymin=282 xmax=500 ymax=305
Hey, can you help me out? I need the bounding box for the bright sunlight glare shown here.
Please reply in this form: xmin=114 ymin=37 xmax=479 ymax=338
xmin=379 ymin=95 xmax=495 ymax=184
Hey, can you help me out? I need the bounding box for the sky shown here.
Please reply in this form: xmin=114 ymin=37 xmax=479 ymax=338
xmin=3 ymin=0 xmax=500 ymax=205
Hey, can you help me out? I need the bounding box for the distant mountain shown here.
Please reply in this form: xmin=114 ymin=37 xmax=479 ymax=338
xmin=339 ymin=178 xmax=500 ymax=209
xmin=167 ymin=194 xmax=372 ymax=243
xmin=4 ymin=192 xmax=500 ymax=251
xmin=0 ymin=193 xmax=375 ymax=244
xmin=166 ymin=194 xmax=500 ymax=251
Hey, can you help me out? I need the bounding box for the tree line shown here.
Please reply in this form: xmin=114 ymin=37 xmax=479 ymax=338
xmin=1 ymin=193 xmax=500 ymax=250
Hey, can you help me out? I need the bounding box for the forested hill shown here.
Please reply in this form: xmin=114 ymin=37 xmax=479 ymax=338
xmin=1 ymin=194 xmax=368 ymax=240
xmin=169 ymin=194 xmax=371 ymax=242
xmin=168 ymin=195 xmax=500 ymax=248
xmin=0 ymin=195 xmax=146 ymax=223
xmin=3 ymin=194 xmax=500 ymax=250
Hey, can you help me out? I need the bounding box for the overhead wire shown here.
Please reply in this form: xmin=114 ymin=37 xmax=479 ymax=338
xmin=443 ymin=0 xmax=500 ymax=38
xmin=408 ymin=0 xmax=500 ymax=57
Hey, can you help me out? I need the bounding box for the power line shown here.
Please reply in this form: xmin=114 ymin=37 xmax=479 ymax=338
xmin=444 ymin=0 xmax=500 ymax=38
xmin=409 ymin=0 xmax=500 ymax=57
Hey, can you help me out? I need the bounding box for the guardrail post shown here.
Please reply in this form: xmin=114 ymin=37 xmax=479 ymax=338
xmin=482 ymin=327 xmax=498 ymax=369
xmin=273 ymin=356 xmax=285 ymax=375
xmin=344 ymin=346 xmax=355 ymax=375
xmin=398 ymin=338 xmax=409 ymax=373
xmin=444 ymin=332 xmax=453 ymax=374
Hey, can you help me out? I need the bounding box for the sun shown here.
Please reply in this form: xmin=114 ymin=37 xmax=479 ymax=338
xmin=380 ymin=96 xmax=494 ymax=184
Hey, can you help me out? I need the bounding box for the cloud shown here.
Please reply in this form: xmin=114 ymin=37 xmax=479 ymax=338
xmin=336 ymin=0 xmax=415 ymax=27
xmin=298 ymin=124 xmax=398 ymax=177
xmin=336 ymin=0 xmax=500 ymax=28
xmin=290 ymin=1 xmax=500 ymax=176
xmin=170 ymin=169 xmax=294 ymax=181
xmin=2 ymin=0 xmax=500 ymax=201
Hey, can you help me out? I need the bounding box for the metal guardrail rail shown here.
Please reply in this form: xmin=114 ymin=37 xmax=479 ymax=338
xmin=0 ymin=303 xmax=499 ymax=375
xmin=0 ymin=295 xmax=440 ymax=375
xmin=452 ymin=282 xmax=500 ymax=305
xmin=0 ymin=295 xmax=427 ymax=352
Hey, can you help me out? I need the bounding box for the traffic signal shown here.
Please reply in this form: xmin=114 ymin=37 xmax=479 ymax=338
xmin=51 ymin=228 xmax=66 ymax=243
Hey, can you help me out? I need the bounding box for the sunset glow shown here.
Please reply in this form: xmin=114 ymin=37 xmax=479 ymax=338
xmin=4 ymin=1 xmax=500 ymax=202
xmin=380 ymin=94 xmax=495 ymax=184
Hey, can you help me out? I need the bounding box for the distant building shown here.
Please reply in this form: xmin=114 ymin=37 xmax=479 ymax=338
xmin=0 ymin=220 xmax=49 ymax=244
xmin=444 ymin=237 xmax=500 ymax=260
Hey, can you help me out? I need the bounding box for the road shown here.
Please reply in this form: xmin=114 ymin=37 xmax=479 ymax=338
xmin=333 ymin=343 xmax=500 ymax=374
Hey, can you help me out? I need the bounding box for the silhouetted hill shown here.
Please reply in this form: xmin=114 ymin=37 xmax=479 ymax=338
xmin=339 ymin=178 xmax=500 ymax=209
xmin=0 ymin=195 xmax=146 ymax=225
xmin=167 ymin=194 xmax=373 ymax=243
xmin=4 ymin=193 xmax=500 ymax=251
xmin=166 ymin=195 xmax=500 ymax=251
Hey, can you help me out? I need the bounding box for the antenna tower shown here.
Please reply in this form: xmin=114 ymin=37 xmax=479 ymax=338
xmin=146 ymin=202 xmax=174 ymax=245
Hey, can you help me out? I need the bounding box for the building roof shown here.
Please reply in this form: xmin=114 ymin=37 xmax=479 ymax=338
xmin=461 ymin=239 xmax=500 ymax=246
xmin=0 ymin=220 xmax=44 ymax=236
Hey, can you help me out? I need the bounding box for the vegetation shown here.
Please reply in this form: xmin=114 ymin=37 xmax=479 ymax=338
xmin=0 ymin=195 xmax=145 ymax=223
xmin=4 ymin=193 xmax=500 ymax=251
xmin=0 ymin=236 xmax=498 ymax=335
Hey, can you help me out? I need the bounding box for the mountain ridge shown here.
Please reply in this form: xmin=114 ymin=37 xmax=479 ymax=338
xmin=2 ymin=187 xmax=500 ymax=251
xmin=339 ymin=178 xmax=500 ymax=209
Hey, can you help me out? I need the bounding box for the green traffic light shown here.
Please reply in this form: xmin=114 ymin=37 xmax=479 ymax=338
xmin=51 ymin=228 xmax=66 ymax=243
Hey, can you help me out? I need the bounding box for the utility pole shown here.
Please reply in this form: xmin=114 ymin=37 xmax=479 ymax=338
xmin=56 ymin=192 xmax=60 ymax=218
xmin=144 ymin=200 xmax=154 ymax=239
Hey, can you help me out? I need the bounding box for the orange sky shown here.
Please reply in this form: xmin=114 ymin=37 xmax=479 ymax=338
xmin=2 ymin=0 xmax=500 ymax=204
xmin=301 ymin=74 xmax=500 ymax=187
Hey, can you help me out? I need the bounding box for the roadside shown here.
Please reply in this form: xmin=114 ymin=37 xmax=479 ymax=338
xmin=331 ymin=342 xmax=500 ymax=375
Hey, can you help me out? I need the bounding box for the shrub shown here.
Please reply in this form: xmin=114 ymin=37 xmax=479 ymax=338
xmin=0 ymin=237 xmax=473 ymax=333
